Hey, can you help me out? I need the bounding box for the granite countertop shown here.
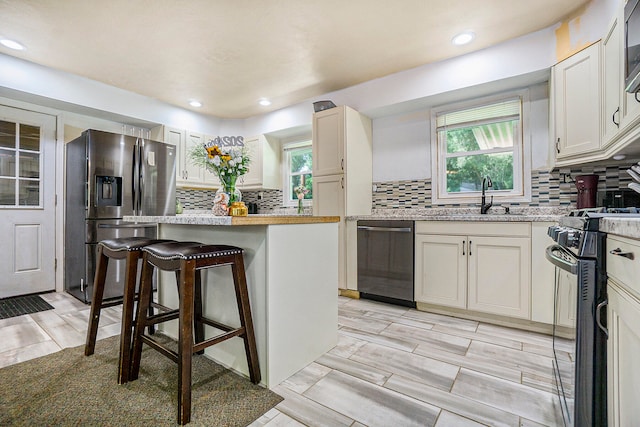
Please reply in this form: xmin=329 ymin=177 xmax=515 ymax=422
xmin=347 ymin=207 xmax=568 ymax=222
xmin=601 ymin=217 xmax=640 ymax=239
xmin=123 ymin=213 xmax=339 ymax=226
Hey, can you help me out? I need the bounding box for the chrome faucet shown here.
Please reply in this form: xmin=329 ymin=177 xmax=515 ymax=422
xmin=481 ymin=176 xmax=493 ymax=214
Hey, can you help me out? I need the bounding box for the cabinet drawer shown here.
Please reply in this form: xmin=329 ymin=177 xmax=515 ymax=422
xmin=607 ymin=235 xmax=640 ymax=299
xmin=415 ymin=221 xmax=530 ymax=237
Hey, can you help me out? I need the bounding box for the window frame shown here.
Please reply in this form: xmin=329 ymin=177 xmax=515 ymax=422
xmin=430 ymin=90 xmax=531 ymax=205
xmin=282 ymin=139 xmax=313 ymax=207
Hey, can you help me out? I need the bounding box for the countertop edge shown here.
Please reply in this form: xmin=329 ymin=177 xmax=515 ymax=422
xmin=346 ymin=215 xmax=563 ymax=222
xmin=601 ymin=217 xmax=640 ymax=240
xmin=122 ymin=215 xmax=340 ymax=226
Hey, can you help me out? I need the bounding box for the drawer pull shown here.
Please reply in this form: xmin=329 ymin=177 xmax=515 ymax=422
xmin=610 ymin=248 xmax=635 ymax=260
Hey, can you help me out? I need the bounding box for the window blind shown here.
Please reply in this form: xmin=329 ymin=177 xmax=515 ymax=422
xmin=436 ymin=98 xmax=521 ymax=131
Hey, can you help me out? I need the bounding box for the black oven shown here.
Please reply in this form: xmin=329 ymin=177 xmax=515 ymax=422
xmin=546 ymin=207 xmax=640 ymax=425
xmin=546 ymin=231 xmax=607 ymax=427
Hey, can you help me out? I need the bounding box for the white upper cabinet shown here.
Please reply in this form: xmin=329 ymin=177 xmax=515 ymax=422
xmin=602 ymin=15 xmax=623 ymax=147
xmin=183 ymin=130 xmax=207 ymax=186
xmin=313 ymin=107 xmax=346 ymax=177
xmin=552 ymin=42 xmax=601 ymax=160
xmin=552 ymin=0 xmax=640 ymax=165
xmin=312 ymin=105 xmax=372 ymax=217
xmin=151 ymin=126 xmax=280 ymax=190
xmin=151 ymin=126 xmax=210 ymax=188
xmin=237 ymin=134 xmax=280 ymax=190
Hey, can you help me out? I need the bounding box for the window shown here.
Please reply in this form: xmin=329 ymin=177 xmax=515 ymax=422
xmin=0 ymin=120 xmax=42 ymax=206
xmin=283 ymin=140 xmax=312 ymax=206
xmin=431 ymin=92 xmax=530 ymax=204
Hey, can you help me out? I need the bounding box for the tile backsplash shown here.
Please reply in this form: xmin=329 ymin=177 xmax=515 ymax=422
xmin=176 ymin=188 xmax=303 ymax=214
xmin=176 ymin=162 xmax=639 ymax=212
xmin=373 ymin=164 xmax=637 ymax=209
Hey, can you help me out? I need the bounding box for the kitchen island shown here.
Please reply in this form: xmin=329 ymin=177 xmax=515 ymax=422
xmin=123 ymin=213 xmax=340 ymax=388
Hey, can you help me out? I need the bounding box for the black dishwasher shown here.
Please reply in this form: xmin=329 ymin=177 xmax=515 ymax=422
xmin=357 ymin=220 xmax=415 ymax=307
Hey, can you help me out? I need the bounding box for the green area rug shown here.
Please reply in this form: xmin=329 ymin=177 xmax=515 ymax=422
xmin=0 ymin=335 xmax=282 ymax=426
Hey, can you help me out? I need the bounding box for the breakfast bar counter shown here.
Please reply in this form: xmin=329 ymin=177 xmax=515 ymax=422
xmin=123 ymin=213 xmax=340 ymax=388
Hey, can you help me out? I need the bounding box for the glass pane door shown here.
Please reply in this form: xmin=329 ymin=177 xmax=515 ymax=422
xmin=0 ymin=120 xmax=41 ymax=206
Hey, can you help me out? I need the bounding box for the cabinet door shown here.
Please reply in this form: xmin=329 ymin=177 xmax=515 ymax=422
xmin=531 ymin=222 xmax=556 ymax=324
xmin=607 ymin=281 xmax=640 ymax=427
xmin=553 ymin=42 xmax=601 ymax=159
xmin=313 ymin=107 xmax=344 ymax=177
xmin=199 ymin=134 xmax=220 ymax=187
xmin=313 ymin=174 xmax=344 ymax=217
xmin=313 ymin=174 xmax=346 ymax=288
xmin=415 ymin=234 xmax=466 ymax=309
xmin=163 ymin=127 xmax=185 ymax=180
xmin=556 ymin=267 xmax=577 ymax=328
xmin=183 ymin=131 xmax=206 ymax=185
xmin=602 ymin=17 xmax=622 ymax=146
xmin=467 ymin=236 xmax=530 ymax=318
xmin=239 ymin=135 xmax=263 ymax=188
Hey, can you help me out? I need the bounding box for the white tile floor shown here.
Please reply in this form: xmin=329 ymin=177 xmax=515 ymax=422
xmin=0 ymin=292 xmax=571 ymax=426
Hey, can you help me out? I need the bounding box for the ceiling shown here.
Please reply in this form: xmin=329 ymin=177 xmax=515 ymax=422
xmin=0 ymin=0 xmax=590 ymax=119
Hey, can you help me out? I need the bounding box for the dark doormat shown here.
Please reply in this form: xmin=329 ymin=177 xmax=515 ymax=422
xmin=0 ymin=294 xmax=54 ymax=320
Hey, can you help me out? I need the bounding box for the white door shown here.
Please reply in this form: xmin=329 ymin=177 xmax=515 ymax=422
xmin=0 ymin=105 xmax=56 ymax=298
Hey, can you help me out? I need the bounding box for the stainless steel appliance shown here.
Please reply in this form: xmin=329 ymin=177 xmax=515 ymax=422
xmin=546 ymin=207 xmax=640 ymax=426
xmin=64 ymin=129 xmax=176 ymax=304
xmin=625 ymin=0 xmax=640 ymax=92
xmin=357 ymin=220 xmax=415 ymax=307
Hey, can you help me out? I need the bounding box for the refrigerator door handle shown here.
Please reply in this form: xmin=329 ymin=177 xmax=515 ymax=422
xmin=139 ymin=138 xmax=145 ymax=215
xmin=132 ymin=139 xmax=140 ymax=215
xmin=85 ymin=150 xmax=90 ymax=211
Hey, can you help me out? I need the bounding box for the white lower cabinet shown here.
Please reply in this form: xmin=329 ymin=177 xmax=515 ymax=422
xmin=606 ymin=234 xmax=640 ymax=427
xmin=415 ymin=221 xmax=531 ymax=319
xmin=606 ymin=281 xmax=640 ymax=426
xmin=415 ymin=234 xmax=467 ymax=309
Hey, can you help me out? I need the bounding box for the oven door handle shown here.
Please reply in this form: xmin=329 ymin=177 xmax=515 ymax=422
xmin=545 ymin=244 xmax=579 ymax=274
xmin=596 ymin=299 xmax=609 ymax=339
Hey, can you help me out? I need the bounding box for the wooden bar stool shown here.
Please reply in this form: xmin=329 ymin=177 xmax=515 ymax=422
xmin=129 ymin=241 xmax=261 ymax=425
xmin=84 ymin=236 xmax=174 ymax=384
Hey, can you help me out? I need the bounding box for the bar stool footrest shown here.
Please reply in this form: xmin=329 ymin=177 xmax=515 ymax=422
xmin=146 ymin=310 xmax=180 ymax=325
xmin=193 ymin=327 xmax=246 ymax=353
xmin=141 ymin=336 xmax=180 ymax=363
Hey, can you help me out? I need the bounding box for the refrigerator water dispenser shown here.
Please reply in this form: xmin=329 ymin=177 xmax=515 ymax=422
xmin=96 ymin=175 xmax=122 ymax=207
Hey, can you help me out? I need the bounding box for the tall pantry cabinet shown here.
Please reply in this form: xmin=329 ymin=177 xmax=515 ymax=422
xmin=312 ymin=106 xmax=372 ymax=291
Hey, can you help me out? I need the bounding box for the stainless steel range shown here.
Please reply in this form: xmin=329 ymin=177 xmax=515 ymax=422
xmin=546 ymin=207 xmax=640 ymax=426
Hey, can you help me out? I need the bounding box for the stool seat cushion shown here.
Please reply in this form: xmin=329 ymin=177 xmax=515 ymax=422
xmin=143 ymin=241 xmax=243 ymax=261
xmin=99 ymin=237 xmax=172 ymax=252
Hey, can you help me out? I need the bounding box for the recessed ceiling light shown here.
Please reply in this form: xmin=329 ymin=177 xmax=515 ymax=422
xmin=0 ymin=39 xmax=25 ymax=50
xmin=452 ymin=31 xmax=475 ymax=46
xmin=613 ymin=154 xmax=626 ymax=160
xmin=189 ymin=100 xmax=202 ymax=108
xmin=259 ymin=98 xmax=271 ymax=106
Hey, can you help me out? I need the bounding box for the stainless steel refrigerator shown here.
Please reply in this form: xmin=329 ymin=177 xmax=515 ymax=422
xmin=64 ymin=129 xmax=176 ymax=303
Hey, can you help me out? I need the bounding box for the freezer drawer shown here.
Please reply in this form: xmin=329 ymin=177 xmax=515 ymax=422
xmin=65 ymin=220 xmax=158 ymax=303
xmin=86 ymin=219 xmax=158 ymax=244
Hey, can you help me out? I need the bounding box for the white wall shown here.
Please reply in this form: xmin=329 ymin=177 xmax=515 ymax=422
xmin=0 ymin=54 xmax=223 ymax=135
xmin=370 ymin=82 xmax=552 ymax=182
xmin=372 ymin=111 xmax=431 ymax=181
